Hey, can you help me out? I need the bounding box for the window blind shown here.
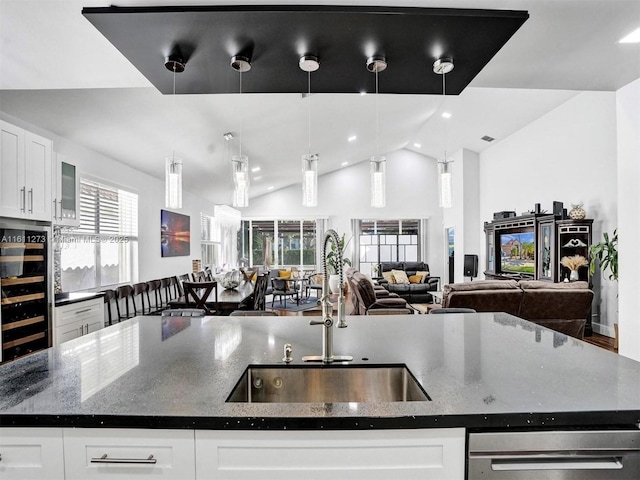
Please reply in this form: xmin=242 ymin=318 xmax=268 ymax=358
xmin=77 ymin=179 xmax=138 ymax=236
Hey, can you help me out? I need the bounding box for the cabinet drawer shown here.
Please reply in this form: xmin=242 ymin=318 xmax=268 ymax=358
xmin=63 ymin=428 xmax=195 ymax=480
xmin=0 ymin=427 xmax=64 ymax=480
xmin=55 ymin=298 xmax=103 ymax=328
xmin=196 ymin=428 xmax=465 ymax=480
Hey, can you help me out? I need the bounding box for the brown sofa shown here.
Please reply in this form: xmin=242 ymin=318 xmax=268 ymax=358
xmin=441 ymin=280 xmax=593 ymax=339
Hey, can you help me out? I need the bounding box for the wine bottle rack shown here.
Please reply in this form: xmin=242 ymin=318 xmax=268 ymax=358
xmin=1 ymin=229 xmax=49 ymax=363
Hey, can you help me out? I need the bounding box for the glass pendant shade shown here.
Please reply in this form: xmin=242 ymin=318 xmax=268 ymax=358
xmin=439 ymin=161 xmax=452 ymax=209
xmin=165 ymin=156 xmax=183 ymax=209
xmin=370 ymin=156 xmax=386 ymax=208
xmin=302 ymin=153 xmax=318 ymax=207
xmin=232 ymin=154 xmax=249 ymax=208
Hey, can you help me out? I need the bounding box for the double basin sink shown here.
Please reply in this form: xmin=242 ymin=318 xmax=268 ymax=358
xmin=226 ymin=364 xmax=430 ymax=403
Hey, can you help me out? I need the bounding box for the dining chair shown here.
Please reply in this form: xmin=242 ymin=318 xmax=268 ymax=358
xmin=132 ymin=282 xmax=151 ymax=315
xmin=271 ymin=278 xmax=298 ymax=308
xmin=101 ymin=289 xmax=117 ymax=325
xmin=236 ymin=273 xmax=270 ymax=312
xmin=161 ymin=308 xmax=206 ymax=317
xmin=146 ymin=279 xmax=163 ymax=314
xmin=115 ymin=284 xmax=136 ymax=321
xmin=429 ymin=307 xmax=477 ymax=314
xmin=182 ymin=281 xmax=217 ymax=315
xmin=305 ymin=272 xmax=323 ymax=299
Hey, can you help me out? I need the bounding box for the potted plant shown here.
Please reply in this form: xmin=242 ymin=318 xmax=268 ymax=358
xmin=589 ymin=229 xmax=618 ymax=281
xmin=589 ymin=229 xmax=618 ymax=348
xmin=326 ymin=233 xmax=352 ymax=294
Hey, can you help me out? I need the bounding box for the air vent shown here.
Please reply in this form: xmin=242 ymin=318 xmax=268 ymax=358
xmin=481 ymin=135 xmax=495 ymax=142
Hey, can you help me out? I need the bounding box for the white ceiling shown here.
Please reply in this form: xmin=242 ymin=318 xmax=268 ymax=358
xmin=1 ymin=0 xmax=639 ymax=205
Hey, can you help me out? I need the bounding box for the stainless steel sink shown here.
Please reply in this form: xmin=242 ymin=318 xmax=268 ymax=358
xmin=226 ymin=364 xmax=431 ymax=403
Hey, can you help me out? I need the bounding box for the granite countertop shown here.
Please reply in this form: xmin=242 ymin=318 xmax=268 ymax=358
xmin=1 ymin=313 xmax=639 ymax=430
xmin=54 ymin=291 xmax=104 ymax=307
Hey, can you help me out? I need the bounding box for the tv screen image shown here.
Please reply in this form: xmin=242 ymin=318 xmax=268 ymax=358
xmin=499 ymin=231 xmax=535 ymax=274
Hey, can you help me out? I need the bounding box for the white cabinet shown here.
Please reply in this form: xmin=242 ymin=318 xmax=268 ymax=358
xmin=62 ymin=428 xmax=195 ymax=480
xmin=0 ymin=427 xmax=65 ymax=480
xmin=0 ymin=120 xmax=52 ymax=221
xmin=52 ymin=152 xmax=80 ymax=227
xmin=54 ymin=297 xmax=104 ymax=346
xmin=195 ymin=428 xmax=466 ymax=480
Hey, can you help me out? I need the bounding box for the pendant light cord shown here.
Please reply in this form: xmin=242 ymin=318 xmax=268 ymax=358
xmin=442 ymin=70 xmax=447 ymax=164
xmin=239 ymin=70 xmax=243 ymax=158
xmin=375 ymin=67 xmax=380 ymax=157
xmin=171 ymin=64 xmax=177 ymax=164
xmin=307 ymin=70 xmax=311 ymax=157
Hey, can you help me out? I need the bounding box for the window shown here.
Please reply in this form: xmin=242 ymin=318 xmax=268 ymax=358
xmin=59 ymin=179 xmax=138 ymax=291
xmin=238 ymin=219 xmax=317 ymax=268
xmin=357 ymin=219 xmax=420 ymax=277
xmin=201 ymin=207 xmax=241 ymax=271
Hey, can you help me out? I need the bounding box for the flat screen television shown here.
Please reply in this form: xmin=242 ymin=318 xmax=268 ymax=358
xmin=498 ymin=228 xmax=535 ymax=275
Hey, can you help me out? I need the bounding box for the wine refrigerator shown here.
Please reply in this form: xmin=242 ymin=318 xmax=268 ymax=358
xmin=0 ymin=220 xmax=51 ymax=363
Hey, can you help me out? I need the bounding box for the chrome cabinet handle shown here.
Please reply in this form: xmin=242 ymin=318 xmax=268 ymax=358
xmin=20 ymin=187 xmax=26 ymax=212
xmin=90 ymin=454 xmax=156 ymax=464
xmin=59 ymin=200 xmax=62 ymax=218
xmin=491 ymin=457 xmax=623 ymax=471
xmin=28 ymin=188 xmax=33 ymax=213
xmin=53 ymin=198 xmax=58 ymax=219
xmin=75 ymin=308 xmax=91 ymax=315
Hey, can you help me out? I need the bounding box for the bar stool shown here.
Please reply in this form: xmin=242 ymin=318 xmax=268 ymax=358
xmin=101 ymin=289 xmax=116 ymax=325
xmin=115 ymin=285 xmax=136 ymax=321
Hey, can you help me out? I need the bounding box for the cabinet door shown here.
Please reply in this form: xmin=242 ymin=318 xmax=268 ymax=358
xmin=24 ymin=131 xmax=52 ymax=221
xmin=53 ymin=153 xmax=80 ymax=227
xmin=63 ymin=428 xmax=195 ymax=480
xmin=196 ymin=428 xmax=465 ymax=480
xmin=56 ymin=321 xmax=83 ymax=345
xmin=54 ymin=298 xmax=104 ymax=345
xmin=0 ymin=121 xmax=26 ymax=218
xmin=0 ymin=427 xmax=65 ymax=480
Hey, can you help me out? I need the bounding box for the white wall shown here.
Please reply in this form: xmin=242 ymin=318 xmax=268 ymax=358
xmin=616 ymin=78 xmax=640 ymax=362
xmin=242 ymin=149 xmax=446 ymax=277
xmin=478 ymin=91 xmax=618 ymax=336
xmin=442 ymin=149 xmax=481 ymax=283
xmin=1 ymin=112 xmax=214 ymax=284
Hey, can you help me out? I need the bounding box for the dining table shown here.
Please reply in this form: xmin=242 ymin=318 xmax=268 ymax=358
xmin=169 ymin=280 xmax=254 ymax=315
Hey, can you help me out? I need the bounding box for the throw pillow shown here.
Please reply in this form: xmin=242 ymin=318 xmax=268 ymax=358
xmin=249 ymin=271 xmax=258 ymax=281
xmin=408 ymin=274 xmax=424 ymax=284
xmin=416 ymin=270 xmax=430 ymax=283
xmin=279 ymin=270 xmax=291 ymax=279
xmin=381 ymin=271 xmax=396 ymax=284
xmin=391 ymin=269 xmax=410 ymax=285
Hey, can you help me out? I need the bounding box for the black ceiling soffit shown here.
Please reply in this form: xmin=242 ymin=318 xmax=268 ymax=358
xmin=82 ymin=5 xmax=528 ymax=95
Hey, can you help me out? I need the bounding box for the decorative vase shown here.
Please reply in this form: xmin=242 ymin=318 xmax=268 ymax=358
xmin=221 ymin=270 xmax=241 ymax=289
xmin=568 ymin=203 xmax=586 ymax=220
xmin=569 ymin=269 xmax=579 ymax=282
xmin=329 ymin=274 xmax=341 ymax=294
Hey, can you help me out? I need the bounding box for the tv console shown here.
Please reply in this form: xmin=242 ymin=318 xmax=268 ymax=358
xmin=484 ymin=212 xmax=594 ymax=335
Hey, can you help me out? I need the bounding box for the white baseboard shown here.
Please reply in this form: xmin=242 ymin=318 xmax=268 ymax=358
xmin=592 ymin=322 xmax=615 ymax=338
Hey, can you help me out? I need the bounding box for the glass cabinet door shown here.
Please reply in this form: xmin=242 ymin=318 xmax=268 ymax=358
xmin=538 ymin=222 xmax=553 ymax=280
xmin=60 ymin=161 xmax=77 ymax=221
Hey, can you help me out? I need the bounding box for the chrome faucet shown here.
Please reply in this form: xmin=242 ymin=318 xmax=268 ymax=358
xmin=302 ymin=229 xmax=353 ymax=363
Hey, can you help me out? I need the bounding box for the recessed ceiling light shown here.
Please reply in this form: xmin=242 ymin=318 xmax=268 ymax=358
xmin=253 ymin=176 xmax=262 ymax=181
xmin=251 ymin=166 xmax=261 ymax=173
xmin=341 ymin=161 xmax=349 ymax=166
xmin=348 ymin=135 xmax=357 ymax=142
xmin=414 ymin=143 xmax=421 ymax=148
xmin=267 ymin=186 xmax=274 ymax=190
xmin=442 ymin=112 xmax=452 ymax=119
xmin=619 ymin=27 xmax=640 ymax=43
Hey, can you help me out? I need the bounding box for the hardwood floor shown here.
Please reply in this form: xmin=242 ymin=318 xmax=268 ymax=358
xmin=583 ymin=332 xmax=617 ymax=353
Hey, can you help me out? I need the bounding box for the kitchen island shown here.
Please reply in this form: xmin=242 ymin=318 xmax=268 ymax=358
xmin=1 ymin=313 xmax=639 ymax=479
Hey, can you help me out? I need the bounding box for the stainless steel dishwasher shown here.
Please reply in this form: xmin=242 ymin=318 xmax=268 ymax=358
xmin=468 ymin=430 xmax=640 ymax=479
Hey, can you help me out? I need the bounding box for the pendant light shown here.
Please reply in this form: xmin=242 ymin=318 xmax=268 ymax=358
xmin=231 ymin=55 xmax=251 ymax=208
xmin=300 ymin=54 xmax=319 ymax=207
xmin=433 ymin=57 xmax=454 ymax=209
xmin=368 ymin=55 xmax=387 ymax=208
xmin=164 ymin=52 xmax=184 ymax=209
